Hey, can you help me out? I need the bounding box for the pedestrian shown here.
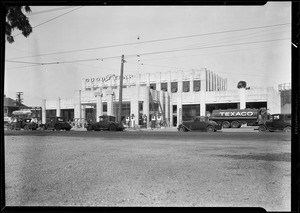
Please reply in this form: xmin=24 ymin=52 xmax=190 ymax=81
xmin=151 ymin=115 xmax=156 ymax=130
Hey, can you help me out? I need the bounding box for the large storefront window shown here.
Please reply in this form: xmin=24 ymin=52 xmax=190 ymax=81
xmin=46 ymin=110 xmax=56 ymax=122
xmin=182 ymin=104 xmax=200 ymax=121
xmin=115 ymin=102 xmax=131 ymax=121
xmin=194 ymin=80 xmax=201 ymax=92
xmin=183 ymin=81 xmax=190 ymax=92
xmin=62 ymin=109 xmax=74 ymax=122
xmin=171 ymin=82 xmax=178 ymax=93
xmin=161 ymin=82 xmax=167 ymax=91
xmin=150 ymin=83 xmax=156 ymax=90
xmin=103 ymin=103 xmax=107 ymax=112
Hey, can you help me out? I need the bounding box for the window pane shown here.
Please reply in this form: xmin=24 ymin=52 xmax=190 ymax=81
xmin=194 ymin=80 xmax=201 ymax=91
xmin=150 ymin=83 xmax=156 ymax=90
xmin=171 ymin=82 xmax=178 ymax=93
xmin=161 ymin=82 xmax=167 ymax=91
xmin=183 ymin=81 xmax=190 ymax=92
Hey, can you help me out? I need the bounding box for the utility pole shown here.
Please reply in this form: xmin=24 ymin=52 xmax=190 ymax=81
xmin=118 ymin=55 xmax=125 ymax=123
xmin=16 ymin=92 xmax=23 ymax=109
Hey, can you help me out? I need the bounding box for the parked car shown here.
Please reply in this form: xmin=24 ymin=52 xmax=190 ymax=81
xmin=86 ymin=115 xmax=124 ymax=131
xmin=7 ymin=118 xmax=38 ymax=130
xmin=258 ymin=113 xmax=291 ymax=132
xmin=42 ymin=117 xmax=72 ymax=131
xmin=177 ymin=116 xmax=222 ymax=132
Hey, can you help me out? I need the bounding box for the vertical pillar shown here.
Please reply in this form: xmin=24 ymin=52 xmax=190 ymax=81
xmin=167 ymin=71 xmax=171 ymax=93
xmin=239 ymin=88 xmax=246 ymax=109
xmin=81 ymin=105 xmax=86 ymax=120
xmin=106 ymin=90 xmax=114 ymax=116
xmin=177 ymin=93 xmax=182 ymax=127
xmin=159 ymin=90 xmax=164 ymax=117
xmin=178 ymin=70 xmax=183 ymax=93
xmin=142 ymin=86 xmax=150 ymax=128
xmin=165 ymin=91 xmax=169 ymax=123
xmin=169 ymin=96 xmax=173 ymax=127
xmin=74 ymin=90 xmax=81 ymax=119
xmin=190 ymin=70 xmax=194 ymax=92
xmin=200 ymin=68 xmax=207 ymax=116
xmin=156 ymin=72 xmax=161 ymax=91
xmin=130 ymin=86 xmax=140 ymax=127
xmin=56 ymin=97 xmax=61 ymax=117
xmin=42 ymin=99 xmax=46 ymax=124
xmin=96 ymin=90 xmax=103 ymax=122
xmin=146 ymin=73 xmax=150 ymax=86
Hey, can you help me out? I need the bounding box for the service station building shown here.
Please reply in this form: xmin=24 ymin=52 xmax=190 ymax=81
xmin=42 ymin=69 xmax=281 ymax=128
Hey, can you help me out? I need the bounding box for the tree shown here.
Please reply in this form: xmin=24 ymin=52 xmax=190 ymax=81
xmin=5 ymin=6 xmax=32 ymax=43
xmin=237 ymin=81 xmax=247 ymax=89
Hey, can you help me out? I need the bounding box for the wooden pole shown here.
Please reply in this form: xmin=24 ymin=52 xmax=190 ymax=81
xmin=118 ymin=55 xmax=125 ymax=123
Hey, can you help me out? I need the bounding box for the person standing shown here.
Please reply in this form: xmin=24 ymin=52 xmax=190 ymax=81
xmin=151 ymin=115 xmax=156 ymax=130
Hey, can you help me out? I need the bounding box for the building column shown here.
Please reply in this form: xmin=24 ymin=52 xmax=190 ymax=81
xmin=169 ymin=96 xmax=173 ymax=127
xmin=42 ymin=99 xmax=46 ymax=123
xmin=81 ymin=105 xmax=86 ymax=120
xmin=156 ymin=72 xmax=161 ymax=91
xmin=178 ymin=70 xmax=183 ymax=93
xmin=239 ymin=88 xmax=246 ymax=109
xmin=146 ymin=73 xmax=150 ymax=86
xmin=96 ymin=91 xmax=103 ymax=122
xmin=74 ymin=90 xmax=82 ymax=119
xmin=130 ymin=86 xmax=140 ymax=127
xmin=200 ymin=68 xmax=207 ymax=116
xmin=177 ymin=92 xmax=182 ymax=127
xmin=190 ymin=70 xmax=194 ymax=93
xmin=159 ymin=90 xmax=164 ymax=117
xmin=56 ymin=97 xmax=61 ymax=117
xmin=106 ymin=90 xmax=114 ymax=116
xmin=165 ymin=92 xmax=169 ymax=124
xmin=142 ymin=86 xmax=150 ymax=128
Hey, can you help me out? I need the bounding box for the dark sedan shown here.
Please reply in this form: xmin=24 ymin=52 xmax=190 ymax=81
xmin=86 ymin=115 xmax=124 ymax=131
xmin=177 ymin=116 xmax=222 ymax=132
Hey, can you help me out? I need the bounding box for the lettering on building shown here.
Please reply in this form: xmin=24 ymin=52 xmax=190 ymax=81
xmin=219 ymin=111 xmax=254 ymax=116
xmin=85 ymin=74 xmax=134 ymax=83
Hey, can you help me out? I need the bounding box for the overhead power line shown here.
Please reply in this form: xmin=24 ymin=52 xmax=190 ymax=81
xmin=5 ymin=37 xmax=290 ymax=66
xmin=8 ymin=22 xmax=290 ymax=60
xmin=28 ymin=6 xmax=77 ymax=16
xmin=13 ymin=6 xmax=84 ymax=37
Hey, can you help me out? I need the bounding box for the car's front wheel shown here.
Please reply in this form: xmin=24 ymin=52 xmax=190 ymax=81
xmin=87 ymin=125 xmax=93 ymax=131
xmin=55 ymin=124 xmax=61 ymax=131
xmin=178 ymin=126 xmax=186 ymax=132
xmin=206 ymin=126 xmax=214 ymax=132
xmin=258 ymin=125 xmax=267 ymax=132
xmin=109 ymin=125 xmax=117 ymax=131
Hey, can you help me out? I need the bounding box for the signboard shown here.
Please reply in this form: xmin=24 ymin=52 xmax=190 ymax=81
xmin=85 ymin=74 xmax=133 ymax=83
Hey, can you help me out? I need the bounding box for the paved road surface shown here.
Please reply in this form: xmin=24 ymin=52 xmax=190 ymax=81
xmin=4 ymin=130 xmax=291 ymax=211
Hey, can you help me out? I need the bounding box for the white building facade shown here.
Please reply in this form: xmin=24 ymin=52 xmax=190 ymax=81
xmin=42 ymin=68 xmax=281 ymax=128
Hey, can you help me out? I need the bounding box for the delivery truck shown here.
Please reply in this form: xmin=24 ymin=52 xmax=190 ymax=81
xmin=210 ymin=108 xmax=269 ymax=128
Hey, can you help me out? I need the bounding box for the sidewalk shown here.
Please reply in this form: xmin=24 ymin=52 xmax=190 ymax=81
xmin=125 ymin=127 xmax=178 ymax=132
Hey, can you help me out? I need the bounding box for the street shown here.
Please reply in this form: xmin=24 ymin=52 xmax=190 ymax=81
xmin=4 ymin=129 xmax=291 ymax=211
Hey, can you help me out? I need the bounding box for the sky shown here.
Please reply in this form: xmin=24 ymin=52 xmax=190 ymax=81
xmin=4 ymin=2 xmax=291 ymax=106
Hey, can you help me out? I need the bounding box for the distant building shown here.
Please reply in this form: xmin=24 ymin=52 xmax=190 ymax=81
xmin=42 ymin=69 xmax=281 ymax=127
xmin=3 ymin=95 xmax=25 ymax=117
xmin=279 ymin=83 xmax=291 ymax=114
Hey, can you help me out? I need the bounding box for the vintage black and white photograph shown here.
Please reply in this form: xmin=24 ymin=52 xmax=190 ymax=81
xmin=3 ymin=2 xmax=292 ymax=211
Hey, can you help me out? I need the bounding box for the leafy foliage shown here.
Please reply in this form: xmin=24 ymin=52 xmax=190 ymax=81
xmin=5 ymin=6 xmax=32 ymax=43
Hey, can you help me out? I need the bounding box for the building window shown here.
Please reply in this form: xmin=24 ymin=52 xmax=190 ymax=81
xmin=171 ymin=82 xmax=178 ymax=93
xmin=183 ymin=81 xmax=190 ymax=92
xmin=150 ymin=83 xmax=156 ymax=90
xmin=173 ymin=105 xmax=177 ymax=113
xmin=103 ymin=103 xmax=107 ymax=112
xmin=161 ymin=82 xmax=167 ymax=91
xmin=194 ymin=80 xmax=201 ymax=92
xmin=182 ymin=104 xmax=200 ymax=121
